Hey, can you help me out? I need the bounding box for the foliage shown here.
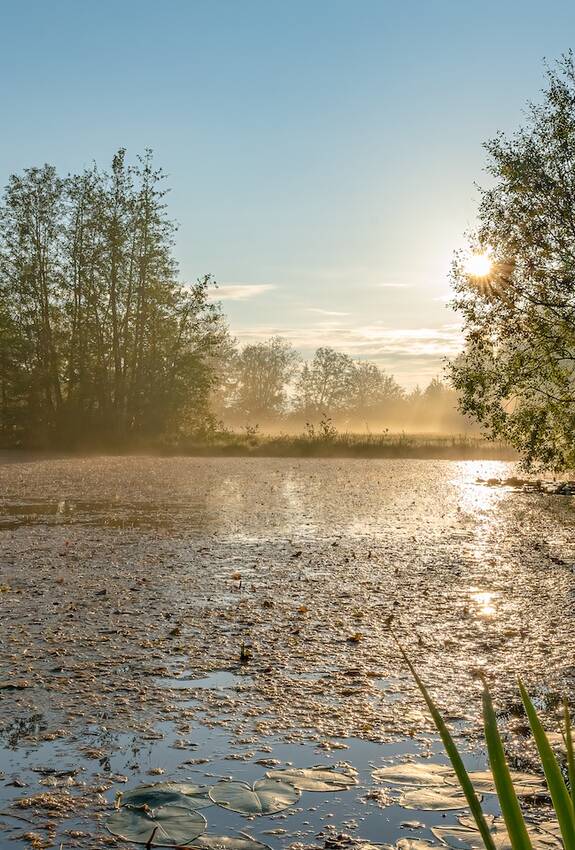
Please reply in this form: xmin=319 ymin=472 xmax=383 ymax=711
xmin=226 ymin=336 xmax=299 ymax=419
xmin=295 ymin=347 xmax=356 ymax=414
xmin=401 ymin=641 xmax=575 ymax=850
xmin=450 ymin=54 xmax=575 ymax=470
xmin=215 ymin=340 xmax=463 ymax=433
xmin=0 ymin=149 xmax=227 ymax=448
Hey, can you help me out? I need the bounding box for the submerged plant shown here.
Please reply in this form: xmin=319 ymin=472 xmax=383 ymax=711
xmin=397 ymin=639 xmax=575 ymax=850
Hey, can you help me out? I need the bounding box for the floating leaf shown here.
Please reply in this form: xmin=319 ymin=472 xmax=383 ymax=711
xmin=373 ymin=763 xmax=455 ymax=786
xmin=266 ymin=766 xmax=357 ymax=791
xmin=209 ymin=779 xmax=300 ymax=815
xmin=464 ymin=770 xmax=546 ymax=798
xmin=106 ymin=804 xmax=206 ymax=847
xmin=192 ymin=835 xmax=272 ymax=850
xmin=433 ymin=815 xmax=562 ymax=850
xmin=372 ymin=762 xmax=545 ymax=800
xmin=358 ymin=841 xmax=433 ymax=850
xmin=122 ymin=781 xmax=212 ymax=810
xmin=399 ymin=787 xmax=471 ymax=811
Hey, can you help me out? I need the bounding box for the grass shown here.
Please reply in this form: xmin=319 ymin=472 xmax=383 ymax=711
xmin=0 ymin=428 xmax=516 ymax=460
xmin=172 ymin=430 xmax=515 ymax=460
xmin=398 ymin=638 xmax=575 ymax=850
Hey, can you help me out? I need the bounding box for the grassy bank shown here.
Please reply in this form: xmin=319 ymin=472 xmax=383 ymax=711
xmin=171 ymin=430 xmax=516 ymax=460
xmin=0 ymin=431 xmax=517 ymax=460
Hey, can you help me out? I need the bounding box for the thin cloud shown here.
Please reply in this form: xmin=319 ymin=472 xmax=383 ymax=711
xmin=234 ymin=322 xmax=463 ymax=358
xmin=232 ymin=322 xmax=463 ymax=387
xmin=210 ymin=283 xmax=276 ymax=301
xmin=376 ymin=282 xmax=412 ymax=289
xmin=305 ymin=307 xmax=350 ymax=317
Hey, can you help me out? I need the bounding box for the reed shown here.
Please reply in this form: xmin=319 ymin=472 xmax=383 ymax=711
xmin=398 ymin=640 xmax=575 ymax=850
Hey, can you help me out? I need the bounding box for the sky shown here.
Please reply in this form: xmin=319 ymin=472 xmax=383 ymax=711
xmin=1 ymin=1 xmax=574 ymax=387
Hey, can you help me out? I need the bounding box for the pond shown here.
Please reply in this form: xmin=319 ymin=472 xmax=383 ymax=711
xmin=0 ymin=456 xmax=574 ymax=849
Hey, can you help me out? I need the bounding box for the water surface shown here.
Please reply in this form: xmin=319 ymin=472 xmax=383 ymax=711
xmin=0 ymin=457 xmax=573 ymax=848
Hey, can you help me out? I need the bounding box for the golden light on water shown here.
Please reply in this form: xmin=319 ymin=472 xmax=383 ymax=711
xmin=464 ymin=252 xmax=492 ymax=278
xmin=470 ymin=589 xmax=497 ymax=618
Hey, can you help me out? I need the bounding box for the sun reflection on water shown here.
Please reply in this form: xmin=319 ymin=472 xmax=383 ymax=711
xmin=469 ymin=588 xmax=498 ymax=618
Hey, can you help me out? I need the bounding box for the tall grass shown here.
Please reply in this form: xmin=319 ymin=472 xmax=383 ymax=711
xmin=172 ymin=430 xmax=514 ymax=459
xmin=397 ymin=640 xmax=575 ymax=850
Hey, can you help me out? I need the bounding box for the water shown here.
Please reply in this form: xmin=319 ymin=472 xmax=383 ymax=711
xmin=0 ymin=456 xmax=573 ymax=848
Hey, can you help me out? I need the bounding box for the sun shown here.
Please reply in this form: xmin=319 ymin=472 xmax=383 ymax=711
xmin=464 ymin=252 xmax=492 ymax=278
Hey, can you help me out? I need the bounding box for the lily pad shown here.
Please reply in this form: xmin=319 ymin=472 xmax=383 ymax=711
xmin=209 ymin=779 xmax=300 ymax=815
xmin=464 ymin=770 xmax=546 ymax=797
xmin=265 ymin=766 xmax=357 ymax=791
xmin=433 ymin=815 xmax=561 ymax=850
xmin=396 ymin=842 xmax=436 ymax=850
xmin=122 ymin=781 xmax=212 ymax=810
xmin=106 ymin=804 xmax=206 ymax=847
xmin=361 ymin=841 xmax=433 ymax=850
xmin=399 ymin=787 xmax=471 ymax=811
xmin=192 ymin=835 xmax=272 ymax=850
xmin=373 ymin=763 xmax=455 ymax=786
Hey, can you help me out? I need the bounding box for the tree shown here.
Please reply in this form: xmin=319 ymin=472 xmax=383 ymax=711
xmin=294 ymin=347 xmax=355 ymax=415
xmin=228 ymin=336 xmax=299 ymax=420
xmin=349 ymin=361 xmax=404 ymax=416
xmin=449 ymin=54 xmax=575 ymax=469
xmin=0 ymin=150 xmax=226 ymax=446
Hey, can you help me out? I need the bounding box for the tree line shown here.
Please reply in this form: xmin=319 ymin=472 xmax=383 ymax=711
xmin=215 ymin=336 xmax=468 ymax=433
xmin=0 ymin=150 xmax=226 ymax=447
xmin=5 ymin=45 xmax=574 ymax=468
xmin=0 ymin=149 xmax=469 ymax=449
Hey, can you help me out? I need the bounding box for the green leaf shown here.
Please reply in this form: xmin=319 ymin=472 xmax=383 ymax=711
xmin=519 ymin=680 xmax=575 ymax=850
xmin=482 ymin=683 xmax=533 ymax=850
xmin=106 ymin=804 xmax=206 ymax=847
xmin=265 ymin=767 xmax=356 ymax=791
xmin=395 ymin=638 xmax=497 ymax=850
xmin=564 ymin=700 xmax=575 ymax=808
xmin=209 ymin=779 xmax=300 ymax=815
xmin=122 ymin=781 xmax=212 ymax=811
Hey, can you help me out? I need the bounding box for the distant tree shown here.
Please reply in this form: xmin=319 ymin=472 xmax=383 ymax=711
xmin=450 ymin=54 xmax=575 ymax=469
xmin=294 ymin=347 xmax=355 ymax=414
xmin=0 ymin=150 xmax=226 ymax=446
xmin=229 ymin=336 xmax=299 ymax=420
xmin=349 ymin=361 xmax=404 ymax=415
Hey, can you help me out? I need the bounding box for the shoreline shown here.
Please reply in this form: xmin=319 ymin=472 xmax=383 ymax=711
xmin=0 ymin=435 xmax=517 ymax=463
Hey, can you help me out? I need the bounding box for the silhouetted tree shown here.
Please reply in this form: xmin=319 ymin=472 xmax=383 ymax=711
xmin=450 ymin=54 xmax=575 ymax=469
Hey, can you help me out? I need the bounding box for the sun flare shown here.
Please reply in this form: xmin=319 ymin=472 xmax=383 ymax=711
xmin=464 ymin=252 xmax=492 ymax=278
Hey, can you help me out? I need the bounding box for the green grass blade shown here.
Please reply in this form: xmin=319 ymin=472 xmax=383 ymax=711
xmin=564 ymin=700 xmax=575 ymax=808
xmin=482 ymin=683 xmax=533 ymax=850
xmin=519 ymin=680 xmax=575 ymax=850
xmin=395 ymin=639 xmax=497 ymax=850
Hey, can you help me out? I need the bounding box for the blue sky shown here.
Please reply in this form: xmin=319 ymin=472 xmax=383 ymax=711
xmin=1 ymin=0 xmax=574 ymax=386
